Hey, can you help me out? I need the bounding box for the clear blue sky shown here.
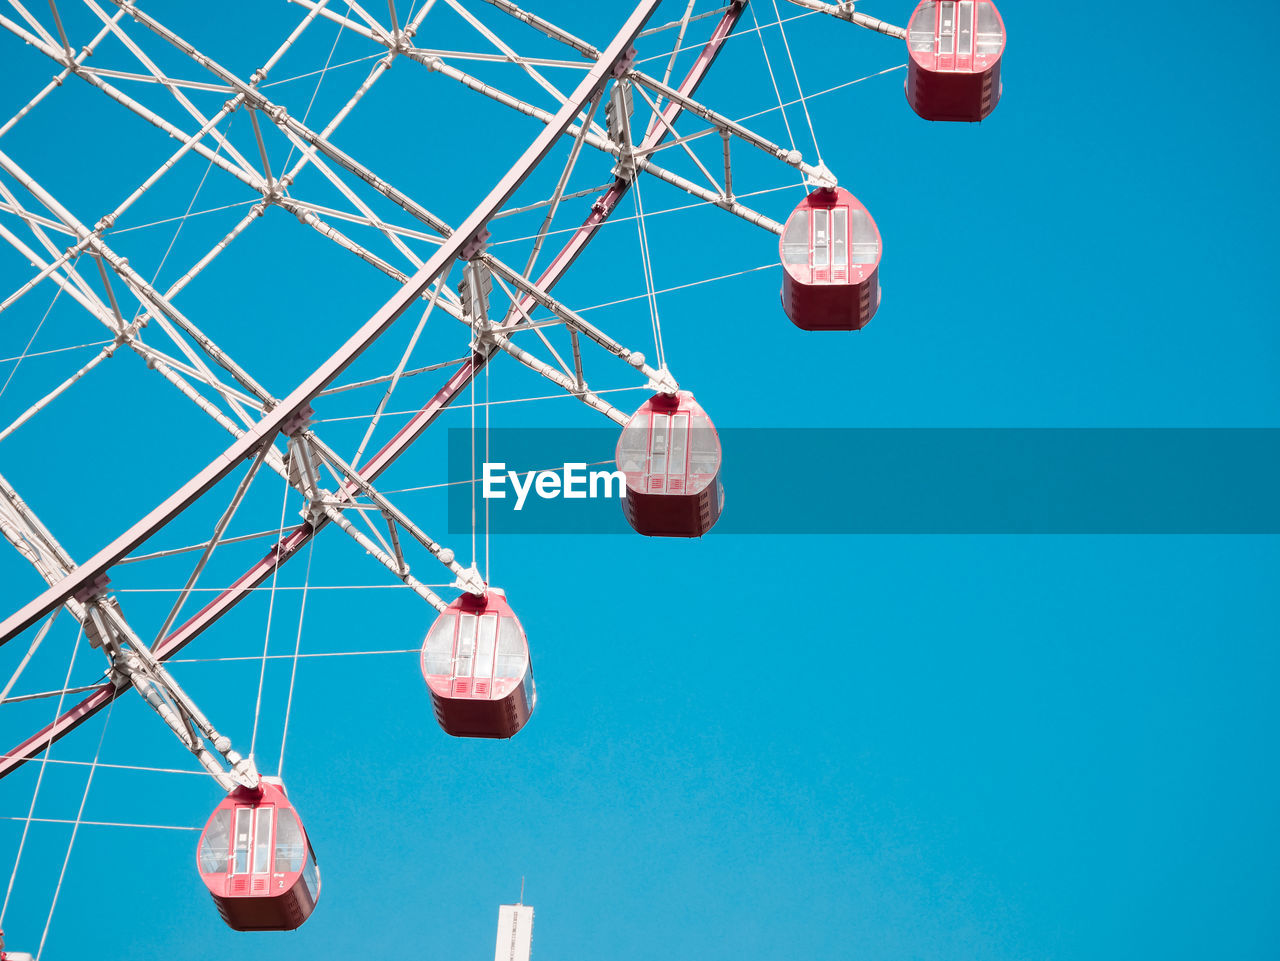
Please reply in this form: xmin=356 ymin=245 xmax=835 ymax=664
xmin=1 ymin=2 xmax=1277 ymax=959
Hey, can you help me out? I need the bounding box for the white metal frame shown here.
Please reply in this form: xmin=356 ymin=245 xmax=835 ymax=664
xmin=0 ymin=0 xmax=909 ymax=801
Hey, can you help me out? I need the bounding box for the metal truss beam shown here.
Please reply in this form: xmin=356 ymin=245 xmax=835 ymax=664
xmin=0 ymin=0 xmax=667 ymax=780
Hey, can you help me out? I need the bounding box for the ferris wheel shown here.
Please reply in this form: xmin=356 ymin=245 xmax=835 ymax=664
xmin=0 ymin=0 xmax=1006 ymax=948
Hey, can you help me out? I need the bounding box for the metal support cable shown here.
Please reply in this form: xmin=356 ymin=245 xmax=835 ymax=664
xmin=350 ymin=278 xmax=446 ymax=469
xmin=748 ymin=2 xmax=804 ymax=191
xmin=152 ymin=444 xmax=272 ymax=646
xmin=631 ymin=178 xmax=666 ymax=371
xmin=630 ymin=80 xmax=724 ymax=195
xmin=0 ymin=269 xmax=67 ymax=402
xmin=1 ymin=623 xmax=83 ymax=927
xmin=36 ymin=696 xmax=115 ymax=961
xmin=276 ymin=536 xmax=315 ymax=778
xmin=250 ymin=448 xmax=296 ymax=761
xmin=769 ymin=0 xmax=823 ymax=166
xmin=0 ymin=610 xmax=59 ymax=705
xmin=279 ymin=0 xmax=356 ymax=176
xmin=2 ymin=815 xmax=200 ymax=831
xmin=641 ymin=0 xmax=696 ymax=142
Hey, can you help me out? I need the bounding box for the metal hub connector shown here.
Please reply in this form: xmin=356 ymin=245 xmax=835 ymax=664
xmin=391 ymin=31 xmax=414 ymax=57
xmin=647 ymin=365 xmax=680 ymax=395
xmin=452 ymin=563 xmax=487 ymax=597
xmin=805 ymin=162 xmax=838 ymax=191
xmin=281 ymin=404 xmax=314 ymax=437
xmin=263 ymin=179 xmax=287 ymax=206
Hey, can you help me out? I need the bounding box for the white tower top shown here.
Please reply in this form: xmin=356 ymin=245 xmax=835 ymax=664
xmin=494 ymin=903 xmax=535 ymax=961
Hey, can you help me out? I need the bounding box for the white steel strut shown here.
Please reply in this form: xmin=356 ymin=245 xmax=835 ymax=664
xmin=782 ymin=0 xmax=907 ymax=38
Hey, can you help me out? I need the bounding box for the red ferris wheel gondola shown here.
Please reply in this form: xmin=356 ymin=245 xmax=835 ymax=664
xmin=196 ymin=778 xmax=320 ymax=931
xmin=421 ymin=589 xmax=536 ymax=739
xmin=779 ymin=187 xmax=882 ymax=331
xmin=0 ymin=927 xmax=34 ymax=961
xmin=616 ymin=391 xmax=723 ymax=537
xmin=906 ymin=0 xmax=1007 ymax=122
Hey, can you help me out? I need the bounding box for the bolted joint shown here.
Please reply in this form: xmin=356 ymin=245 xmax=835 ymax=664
xmin=469 ymin=325 xmax=492 ymax=354
xmin=459 ymin=228 xmax=490 ymax=261
xmin=83 ymin=596 xmax=125 ymax=651
xmin=452 ymin=563 xmax=487 ymax=597
xmin=280 ymin=404 xmax=313 ymax=437
xmin=611 ymin=45 xmax=637 ymax=78
xmin=612 ymin=141 xmax=637 ymax=181
xmin=391 ymin=30 xmax=414 ymax=57
xmin=459 ymin=260 xmax=493 ymax=327
xmin=72 ymin=572 xmax=112 ymax=606
xmin=298 ymin=500 xmax=326 ymax=527
xmin=647 ymin=365 xmax=680 ymax=395
xmin=228 ymin=754 xmax=260 ymax=790
xmin=805 ymin=162 xmax=839 ymax=191
xmin=108 ymin=648 xmax=142 ymax=683
xmin=105 ymin=656 xmax=135 ymax=690
xmin=105 ymin=662 xmax=131 ymax=689
xmin=264 ymin=179 xmax=286 ymax=205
